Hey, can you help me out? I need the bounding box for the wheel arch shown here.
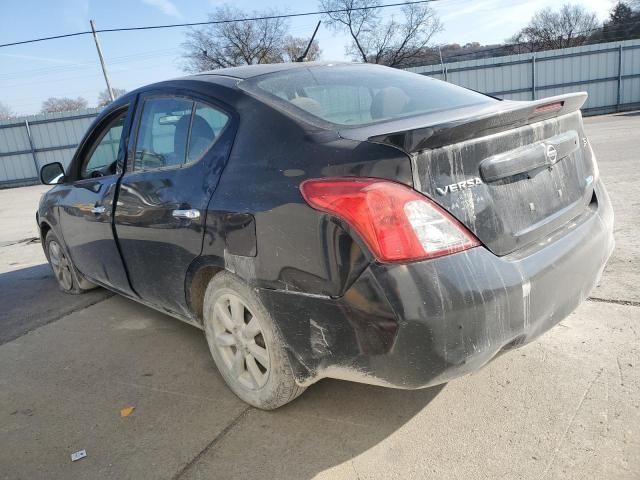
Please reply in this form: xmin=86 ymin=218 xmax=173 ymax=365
xmin=185 ymin=256 xmax=225 ymax=325
xmin=39 ymin=220 xmax=52 ymax=245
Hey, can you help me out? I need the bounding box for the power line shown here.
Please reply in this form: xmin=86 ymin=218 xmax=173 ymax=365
xmin=0 ymin=20 xmax=315 ymax=77
xmin=6 ymin=65 xmax=176 ymax=108
xmin=2 ymin=1 xmax=637 ymax=112
xmin=0 ymin=0 xmax=443 ymax=49
xmin=0 ymin=31 xmax=90 ymax=49
xmin=3 ymin=23 xmax=637 ymax=93
xmin=12 ymin=32 xmax=636 ymax=106
xmin=0 ymin=48 xmax=181 ymax=81
xmin=0 ymin=56 xmax=177 ymax=88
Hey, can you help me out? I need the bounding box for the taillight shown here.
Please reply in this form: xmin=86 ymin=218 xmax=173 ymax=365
xmin=534 ymin=101 xmax=563 ymax=113
xmin=300 ymin=177 xmax=480 ymax=263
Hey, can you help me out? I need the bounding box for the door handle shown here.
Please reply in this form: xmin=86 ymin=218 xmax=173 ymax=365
xmin=172 ymin=209 xmax=200 ymax=220
xmin=91 ymin=205 xmax=106 ymax=215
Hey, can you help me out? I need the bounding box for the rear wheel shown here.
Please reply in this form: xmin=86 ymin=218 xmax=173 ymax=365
xmin=203 ymin=272 xmax=305 ymax=409
xmin=45 ymin=231 xmax=95 ymax=294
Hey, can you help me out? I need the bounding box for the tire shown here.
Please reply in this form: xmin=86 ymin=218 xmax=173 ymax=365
xmin=44 ymin=231 xmax=96 ymax=294
xmin=203 ymin=272 xmax=305 ymax=409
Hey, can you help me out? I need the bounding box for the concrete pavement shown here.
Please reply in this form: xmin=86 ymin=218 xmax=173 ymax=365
xmin=0 ymin=184 xmax=111 ymax=344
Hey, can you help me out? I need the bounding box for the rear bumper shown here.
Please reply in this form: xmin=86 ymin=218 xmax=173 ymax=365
xmin=259 ymin=182 xmax=614 ymax=388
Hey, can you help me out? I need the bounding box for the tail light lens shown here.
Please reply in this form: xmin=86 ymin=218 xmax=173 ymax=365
xmin=534 ymin=101 xmax=563 ymax=113
xmin=300 ymin=177 xmax=480 ymax=263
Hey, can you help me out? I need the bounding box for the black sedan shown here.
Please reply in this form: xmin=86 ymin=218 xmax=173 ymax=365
xmin=37 ymin=62 xmax=614 ymax=409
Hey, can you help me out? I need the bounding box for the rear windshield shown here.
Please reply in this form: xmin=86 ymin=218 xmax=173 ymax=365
xmin=240 ymin=64 xmax=495 ymax=127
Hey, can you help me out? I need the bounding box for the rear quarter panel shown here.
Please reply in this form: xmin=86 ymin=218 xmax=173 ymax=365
xmin=201 ymin=92 xmax=413 ymax=297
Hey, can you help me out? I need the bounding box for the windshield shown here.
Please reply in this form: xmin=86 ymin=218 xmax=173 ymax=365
xmin=239 ymin=64 xmax=496 ymax=127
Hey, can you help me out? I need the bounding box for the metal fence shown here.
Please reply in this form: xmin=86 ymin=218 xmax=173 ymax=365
xmin=0 ymin=108 xmax=101 ymax=188
xmin=405 ymin=39 xmax=640 ymax=114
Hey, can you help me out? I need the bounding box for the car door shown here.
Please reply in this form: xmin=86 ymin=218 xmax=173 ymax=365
xmin=57 ymin=104 xmax=135 ymax=295
xmin=114 ymin=92 xmax=234 ymax=316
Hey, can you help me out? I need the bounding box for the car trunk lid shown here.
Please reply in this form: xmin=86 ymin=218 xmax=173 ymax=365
xmin=341 ymin=93 xmax=597 ymax=256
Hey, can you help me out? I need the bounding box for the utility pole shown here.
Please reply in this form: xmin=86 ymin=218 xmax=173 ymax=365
xmin=438 ymin=46 xmax=447 ymax=82
xmin=90 ymin=20 xmax=114 ymax=102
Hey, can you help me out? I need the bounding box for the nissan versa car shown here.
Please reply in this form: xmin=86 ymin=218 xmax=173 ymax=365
xmin=37 ymin=62 xmax=614 ymax=409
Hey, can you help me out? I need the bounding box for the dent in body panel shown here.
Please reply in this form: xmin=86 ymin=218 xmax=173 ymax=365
xmin=112 ymin=81 xmax=241 ymax=315
xmin=277 ymin=181 xmax=613 ymax=389
xmin=224 ymin=249 xmax=257 ymax=281
xmin=257 ymin=266 xmax=401 ymax=386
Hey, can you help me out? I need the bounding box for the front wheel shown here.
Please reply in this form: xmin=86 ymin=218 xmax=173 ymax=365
xmin=44 ymin=231 xmax=95 ymax=294
xmin=203 ymin=272 xmax=305 ymax=409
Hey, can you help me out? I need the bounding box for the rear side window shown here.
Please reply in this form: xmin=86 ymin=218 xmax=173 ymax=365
xmin=240 ymin=64 xmax=495 ymax=127
xmin=134 ymin=98 xmax=229 ymax=171
xmin=187 ymin=103 xmax=229 ymax=164
xmin=134 ymin=98 xmax=193 ymax=171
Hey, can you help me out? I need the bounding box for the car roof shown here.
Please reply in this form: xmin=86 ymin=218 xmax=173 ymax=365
xmin=193 ymin=61 xmax=354 ymax=80
xmin=111 ymin=62 xmax=366 ymax=112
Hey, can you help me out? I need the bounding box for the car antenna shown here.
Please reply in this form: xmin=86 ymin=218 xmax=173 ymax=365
xmin=296 ymin=21 xmax=321 ymax=63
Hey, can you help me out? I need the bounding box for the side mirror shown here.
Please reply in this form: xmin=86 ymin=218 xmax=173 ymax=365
xmin=40 ymin=162 xmax=66 ymax=185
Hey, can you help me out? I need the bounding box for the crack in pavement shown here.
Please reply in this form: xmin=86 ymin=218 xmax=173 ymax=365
xmin=114 ymin=380 xmax=221 ymax=401
xmin=587 ymin=297 xmax=640 ymax=307
xmin=171 ymin=406 xmax=252 ymax=480
xmin=0 ymin=237 xmax=40 ymax=248
xmin=538 ymin=369 xmax=603 ymax=479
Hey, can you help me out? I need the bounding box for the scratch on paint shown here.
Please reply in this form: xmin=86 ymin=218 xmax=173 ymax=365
xmin=310 ymin=319 xmax=330 ymax=348
xmin=522 ymin=280 xmax=531 ymax=329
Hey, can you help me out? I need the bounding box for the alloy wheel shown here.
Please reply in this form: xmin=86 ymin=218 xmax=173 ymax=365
xmin=48 ymin=240 xmax=73 ymax=291
xmin=208 ymin=293 xmax=270 ymax=390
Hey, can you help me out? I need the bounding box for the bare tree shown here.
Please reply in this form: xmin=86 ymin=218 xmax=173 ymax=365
xmin=97 ymin=88 xmax=127 ymax=107
xmin=0 ymin=101 xmax=15 ymax=120
xmin=320 ymin=0 xmax=378 ymax=63
xmin=181 ymin=6 xmax=290 ymax=72
xmin=41 ymin=97 xmax=88 ymax=114
xmin=282 ymin=36 xmax=322 ymax=62
xmin=509 ymin=4 xmax=599 ymax=52
xmin=320 ymin=0 xmax=442 ymax=67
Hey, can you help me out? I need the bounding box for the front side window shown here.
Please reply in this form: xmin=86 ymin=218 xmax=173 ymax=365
xmin=240 ymin=64 xmax=496 ymax=127
xmin=134 ymin=98 xmax=193 ymax=171
xmin=81 ymin=111 xmax=126 ymax=179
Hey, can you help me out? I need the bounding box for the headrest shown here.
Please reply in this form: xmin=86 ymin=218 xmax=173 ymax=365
xmin=370 ymin=87 xmax=410 ymax=120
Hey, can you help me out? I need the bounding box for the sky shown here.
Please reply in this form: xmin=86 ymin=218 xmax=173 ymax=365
xmin=0 ymin=0 xmax=615 ymax=115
